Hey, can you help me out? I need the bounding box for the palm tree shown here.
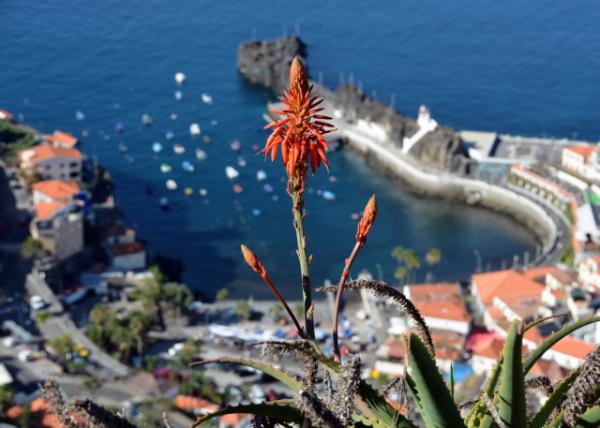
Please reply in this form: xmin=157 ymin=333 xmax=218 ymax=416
xmin=111 ymin=326 xmax=134 ymax=363
xmin=163 ymin=282 xmax=193 ymax=320
xmin=128 ymin=311 xmax=150 ymax=361
xmin=425 ymin=248 xmax=441 ymax=266
xmin=134 ymin=278 xmax=165 ymax=330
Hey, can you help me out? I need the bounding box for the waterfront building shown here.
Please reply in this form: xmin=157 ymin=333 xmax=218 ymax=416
xmin=30 ymin=202 xmax=83 ymax=261
xmin=110 ymin=241 xmax=146 ymax=271
xmin=562 ymin=145 xmax=600 ymax=182
xmin=103 ymin=224 xmax=137 ymax=246
xmin=19 ymin=143 xmax=82 ymax=181
xmin=32 ymin=179 xmax=80 ymax=205
xmin=470 ymin=335 xmax=504 ymax=374
xmin=0 ymin=108 xmax=13 ymax=121
xmin=577 ymin=255 xmax=600 ymax=291
xmin=43 ymin=130 xmax=79 ymax=149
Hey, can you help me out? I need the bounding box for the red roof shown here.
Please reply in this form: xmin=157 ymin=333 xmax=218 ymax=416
xmin=550 ymin=336 xmax=594 ymax=360
xmin=174 ymin=395 xmax=218 ymax=412
xmin=472 ymin=270 xmax=544 ymax=306
xmin=20 ymin=143 xmax=82 ymax=163
xmin=220 ymin=413 xmax=251 ymax=426
xmin=406 ymin=282 xmax=463 ymax=302
xmin=44 ymin=130 xmax=78 ymax=148
xmin=565 ymin=145 xmax=598 ymax=158
xmin=6 ymin=397 xmax=62 ymax=428
xmin=35 ymin=201 xmax=68 ymax=220
xmin=472 ymin=336 xmax=505 ymax=359
xmin=415 ymin=301 xmax=470 ymax=322
xmin=33 ymin=180 xmax=80 ymax=201
xmin=111 ymin=241 xmax=145 ymax=256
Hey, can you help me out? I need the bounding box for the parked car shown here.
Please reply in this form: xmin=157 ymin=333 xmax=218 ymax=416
xmin=29 ymin=295 xmax=46 ymax=311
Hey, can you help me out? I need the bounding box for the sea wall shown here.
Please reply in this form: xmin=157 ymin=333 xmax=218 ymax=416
xmin=341 ymin=126 xmax=557 ymax=256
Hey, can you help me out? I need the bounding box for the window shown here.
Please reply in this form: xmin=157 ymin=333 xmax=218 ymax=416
xmin=69 ymin=162 xmax=78 ymax=168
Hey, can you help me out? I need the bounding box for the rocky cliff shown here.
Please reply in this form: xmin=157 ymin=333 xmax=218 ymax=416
xmin=237 ymin=36 xmax=306 ymax=93
xmin=237 ymin=36 xmax=469 ymax=173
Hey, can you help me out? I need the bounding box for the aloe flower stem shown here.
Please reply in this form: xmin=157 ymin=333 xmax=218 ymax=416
xmin=332 ymin=241 xmax=362 ymax=362
xmin=292 ymin=187 xmax=315 ymax=340
xmin=261 ymin=273 xmax=305 ymax=339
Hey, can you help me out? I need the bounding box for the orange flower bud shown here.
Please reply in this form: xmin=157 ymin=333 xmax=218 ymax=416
xmin=356 ymin=195 xmax=377 ymax=246
xmin=289 ymin=56 xmax=308 ymax=92
xmin=240 ymin=244 xmax=266 ymax=277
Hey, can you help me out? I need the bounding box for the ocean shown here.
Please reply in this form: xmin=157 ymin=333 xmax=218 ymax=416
xmin=3 ymin=0 xmax=597 ymax=298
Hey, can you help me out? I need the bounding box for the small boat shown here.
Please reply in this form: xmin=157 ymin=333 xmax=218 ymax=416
xmin=82 ymin=130 xmax=90 ymax=137
xmin=165 ymin=130 xmax=175 ymax=140
xmin=189 ymin=123 xmax=201 ymax=137
xmin=182 ymin=160 xmax=194 ymax=172
xmin=251 ymin=208 xmax=261 ymax=216
xmin=166 ymin=179 xmax=177 ymax=191
xmin=201 ymin=93 xmax=213 ymax=105
xmin=198 ymin=188 xmax=208 ymax=196
xmin=142 ymin=114 xmax=154 ymax=126
xmin=174 ymin=90 xmax=183 ymax=101
xmin=170 ymin=113 xmax=178 ymax=120
xmin=184 ymin=187 xmax=194 ymax=196
xmin=174 ymin=72 xmax=186 ymax=85
xmin=195 ymin=149 xmax=207 ymax=160
xmin=272 ymin=194 xmax=279 ymax=202
xmin=75 ymin=110 xmax=86 ymax=121
xmin=203 ymin=135 xmax=211 ymax=144
xmin=322 ymin=190 xmax=336 ymax=201
xmin=263 ymin=183 xmax=274 ymax=193
xmin=329 ymin=176 xmax=337 ymax=183
xmin=118 ymin=143 xmax=128 ymax=153
xmin=152 ymin=142 xmax=163 ymax=153
xmin=173 ymin=144 xmax=185 ymax=154
xmin=237 ymin=156 xmax=246 ymax=167
xmin=160 ymin=163 xmax=172 ymax=173
xmin=351 ymin=212 xmax=360 ymax=220
xmin=159 ymin=197 xmax=169 ymax=210
xmin=225 ymin=166 xmax=239 ymax=179
xmin=210 ymin=120 xmax=218 ymax=126
xmin=115 ymin=122 xmax=125 ymax=134
xmin=256 ymin=170 xmax=267 ymax=181
xmin=233 ymin=184 xmax=243 ymax=194
xmin=230 ymin=140 xmax=241 ymax=151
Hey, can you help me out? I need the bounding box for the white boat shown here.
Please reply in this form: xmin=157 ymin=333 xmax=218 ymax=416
xmin=75 ymin=110 xmax=86 ymax=121
xmin=118 ymin=143 xmax=128 ymax=153
xmin=170 ymin=113 xmax=178 ymax=120
xmin=198 ymin=188 xmax=208 ymax=196
xmin=195 ymin=149 xmax=207 ymax=160
xmin=173 ymin=144 xmax=185 ymax=154
xmin=230 ymin=140 xmax=241 ymax=151
xmin=263 ymin=183 xmax=274 ymax=193
xmin=152 ymin=142 xmax=163 ymax=153
xmin=322 ymin=190 xmax=336 ymax=201
xmin=256 ymin=170 xmax=267 ymax=181
xmin=174 ymin=90 xmax=183 ymax=101
xmin=201 ymin=93 xmax=213 ymax=105
xmin=182 ymin=160 xmax=194 ymax=172
xmin=237 ymin=156 xmax=246 ymax=167
xmin=141 ymin=114 xmax=153 ymax=126
xmin=165 ymin=130 xmax=175 ymax=140
xmin=166 ymin=179 xmax=177 ymax=191
xmin=174 ymin=72 xmax=186 ymax=85
xmin=225 ymin=166 xmax=239 ymax=179
xmin=189 ymin=123 xmax=201 ymax=137
xmin=160 ymin=163 xmax=171 ymax=173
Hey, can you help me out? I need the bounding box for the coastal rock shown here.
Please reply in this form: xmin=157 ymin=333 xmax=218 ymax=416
xmin=237 ymin=36 xmax=307 ymax=93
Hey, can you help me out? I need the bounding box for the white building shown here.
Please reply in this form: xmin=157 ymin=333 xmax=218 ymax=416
xmin=110 ymin=242 xmax=146 ymax=271
xmin=578 ymin=256 xmax=600 ymax=291
xmin=562 ymin=145 xmax=600 ymax=181
xmin=19 ymin=143 xmax=82 ymax=181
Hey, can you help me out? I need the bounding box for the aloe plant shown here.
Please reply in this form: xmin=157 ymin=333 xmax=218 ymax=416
xmin=191 ymin=57 xmax=600 ymax=427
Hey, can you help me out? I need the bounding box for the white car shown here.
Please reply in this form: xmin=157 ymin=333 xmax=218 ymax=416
xmin=29 ymin=295 xmax=46 ymax=311
xmin=17 ymin=350 xmax=34 ymax=362
xmin=2 ymin=337 xmax=17 ymax=348
xmin=167 ymin=342 xmax=184 ymax=357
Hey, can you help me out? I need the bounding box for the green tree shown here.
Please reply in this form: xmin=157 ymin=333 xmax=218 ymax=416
xmin=391 ymin=246 xmax=421 ymax=284
xmin=18 ymin=403 xmax=32 ymax=428
xmin=163 ymin=282 xmax=193 ymax=320
xmin=215 ymin=287 xmax=231 ymax=301
xmin=133 ymin=278 xmax=165 ymax=330
xmin=235 ymin=300 xmax=252 ymax=320
xmin=149 ymin=264 xmax=165 ymax=285
xmin=0 ymin=385 xmax=13 ymax=416
xmin=83 ymin=376 xmax=102 ymax=397
xmin=425 ymin=248 xmax=441 ymax=266
xmin=47 ymin=334 xmax=74 ymax=364
xmin=269 ymin=304 xmax=286 ymax=323
xmin=21 ymin=236 xmax=44 ymax=260
xmin=128 ymin=311 xmax=151 ymax=361
xmin=178 ymin=339 xmax=200 ymax=367
xmin=110 ymin=326 xmax=134 ymax=363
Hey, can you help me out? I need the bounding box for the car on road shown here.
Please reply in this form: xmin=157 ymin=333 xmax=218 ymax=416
xmin=29 ymin=295 xmax=46 ymax=311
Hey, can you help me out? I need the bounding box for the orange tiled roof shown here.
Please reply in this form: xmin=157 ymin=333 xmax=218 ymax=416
xmin=565 ymin=145 xmax=598 ymax=158
xmin=406 ymin=282 xmax=462 ymax=302
xmin=472 ymin=336 xmax=505 ymax=359
xmin=174 ymin=395 xmax=218 ymax=412
xmin=220 ymin=413 xmax=251 ymax=426
xmin=415 ymin=301 xmax=470 ymax=322
xmin=523 ymin=266 xmax=563 ymax=282
xmin=111 ymin=241 xmax=145 ymax=256
xmin=35 ymin=201 xmax=68 ymax=220
xmin=6 ymin=397 xmax=62 ymax=428
xmin=472 ymin=270 xmax=544 ymax=306
xmin=33 ymin=180 xmax=80 ymax=201
xmin=44 ymin=130 xmax=78 ymax=148
xmin=550 ymin=336 xmax=594 ymax=360
xmin=20 ymin=143 xmax=82 ymax=163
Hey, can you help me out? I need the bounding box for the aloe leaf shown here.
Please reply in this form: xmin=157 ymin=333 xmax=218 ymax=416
xmin=523 ymin=316 xmax=600 ymax=373
xmin=497 ymin=321 xmax=526 ymax=428
xmin=573 ymin=404 xmax=600 ymax=427
xmin=450 ymin=363 xmax=455 ymax=400
xmin=464 ymin=357 xmax=503 ymax=426
xmin=356 ymin=378 xmax=417 ymax=428
xmin=190 ymin=357 xmax=302 ymax=391
xmin=407 ymin=334 xmax=465 ymax=428
xmin=528 ymin=367 xmax=580 ymax=428
xmin=191 ymin=399 xmax=301 ymax=427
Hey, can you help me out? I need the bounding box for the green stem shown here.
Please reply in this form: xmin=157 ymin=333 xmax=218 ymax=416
xmin=292 ymin=187 xmax=315 ymax=340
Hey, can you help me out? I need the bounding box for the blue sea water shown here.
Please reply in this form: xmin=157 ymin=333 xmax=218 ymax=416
xmin=2 ymin=1 xmax=598 ymax=298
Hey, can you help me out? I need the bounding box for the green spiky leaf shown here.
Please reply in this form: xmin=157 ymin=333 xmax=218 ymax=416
xmin=523 ymin=316 xmax=600 ymax=373
xmin=190 ymin=357 xmax=302 ymax=391
xmin=497 ymin=321 xmax=527 ymax=428
xmin=573 ymin=404 xmax=600 ymax=427
xmin=191 ymin=399 xmax=301 ymax=427
xmin=407 ymin=334 xmax=465 ymax=428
